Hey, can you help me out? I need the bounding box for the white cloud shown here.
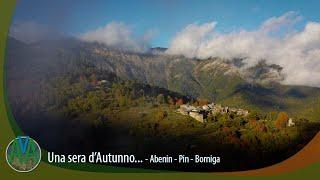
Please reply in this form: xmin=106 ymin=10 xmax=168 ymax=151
xmin=259 ymin=11 xmax=301 ymax=33
xmin=166 ymin=12 xmax=320 ymax=87
xmin=166 ymin=22 xmax=216 ymax=57
xmin=80 ymin=22 xmax=154 ymax=53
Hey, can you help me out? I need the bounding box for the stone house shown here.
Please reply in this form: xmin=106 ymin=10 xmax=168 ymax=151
xmin=288 ymin=118 xmax=295 ymax=127
xmin=189 ymin=111 xmax=205 ymax=123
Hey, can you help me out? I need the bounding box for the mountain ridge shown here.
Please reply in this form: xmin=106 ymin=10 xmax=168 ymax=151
xmin=6 ymin=37 xmax=320 ymax=121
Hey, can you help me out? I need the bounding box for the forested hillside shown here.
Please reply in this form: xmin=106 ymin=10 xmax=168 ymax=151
xmin=6 ymin=37 xmax=320 ymax=171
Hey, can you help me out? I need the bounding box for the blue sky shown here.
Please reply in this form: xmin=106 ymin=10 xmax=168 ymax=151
xmin=12 ymin=0 xmax=320 ymax=47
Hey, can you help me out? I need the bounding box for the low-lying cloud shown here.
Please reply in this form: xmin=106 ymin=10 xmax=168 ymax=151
xmin=9 ymin=21 xmax=63 ymax=43
xmin=166 ymin=12 xmax=320 ymax=87
xmin=80 ymin=22 xmax=155 ymax=53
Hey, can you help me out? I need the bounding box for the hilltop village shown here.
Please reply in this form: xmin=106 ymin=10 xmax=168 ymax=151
xmin=178 ymin=103 xmax=295 ymax=126
xmin=178 ymin=103 xmax=249 ymax=123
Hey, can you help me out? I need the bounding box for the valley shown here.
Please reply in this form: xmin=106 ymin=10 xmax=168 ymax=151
xmin=5 ymin=37 xmax=320 ymax=171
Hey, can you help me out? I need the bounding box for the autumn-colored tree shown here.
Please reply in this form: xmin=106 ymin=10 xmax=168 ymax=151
xmin=222 ymin=127 xmax=231 ymax=133
xmin=227 ymin=134 xmax=240 ymax=144
xmin=275 ymin=112 xmax=289 ymax=129
xmin=254 ymin=122 xmax=267 ymax=132
xmin=176 ymin=98 xmax=184 ymax=106
xmin=258 ymin=124 xmax=268 ymax=132
xmin=197 ymin=98 xmax=209 ymax=106
xmin=155 ymin=108 xmax=168 ymax=121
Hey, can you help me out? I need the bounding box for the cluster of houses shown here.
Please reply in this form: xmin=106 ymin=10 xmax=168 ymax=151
xmin=177 ymin=103 xmax=295 ymax=127
xmin=178 ymin=103 xmax=249 ymax=123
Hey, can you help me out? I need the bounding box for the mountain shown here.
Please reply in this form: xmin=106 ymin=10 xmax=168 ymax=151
xmin=150 ymin=47 xmax=168 ymax=55
xmin=6 ymin=37 xmax=320 ymax=121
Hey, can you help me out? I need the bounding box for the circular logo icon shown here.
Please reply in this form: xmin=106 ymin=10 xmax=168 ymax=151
xmin=6 ymin=136 xmax=41 ymax=172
